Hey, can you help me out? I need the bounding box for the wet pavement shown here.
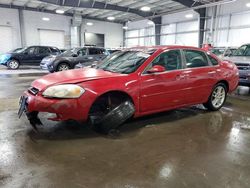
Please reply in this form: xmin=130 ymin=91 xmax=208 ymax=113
xmin=0 ymin=71 xmax=250 ymax=188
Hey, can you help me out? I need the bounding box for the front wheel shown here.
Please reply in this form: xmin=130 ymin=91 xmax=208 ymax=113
xmin=89 ymin=95 xmax=135 ymax=134
xmin=7 ymin=59 xmax=20 ymax=70
xmin=56 ymin=63 xmax=70 ymax=72
xmin=204 ymin=83 xmax=227 ymax=111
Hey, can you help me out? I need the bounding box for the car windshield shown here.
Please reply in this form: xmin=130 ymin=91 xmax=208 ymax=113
xmin=9 ymin=48 xmax=23 ymax=53
xmin=62 ymin=48 xmax=80 ymax=56
xmin=97 ymin=50 xmax=155 ymax=74
xmin=230 ymin=49 xmax=237 ymax=55
xmin=14 ymin=47 xmax=28 ymax=53
xmin=211 ymin=49 xmax=225 ymax=55
xmin=233 ymin=45 xmax=249 ymax=56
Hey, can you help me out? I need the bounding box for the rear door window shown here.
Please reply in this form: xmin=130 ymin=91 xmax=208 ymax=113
xmin=38 ymin=47 xmax=50 ymax=54
xmin=184 ymin=50 xmax=209 ymax=68
xmin=89 ymin=48 xmax=102 ymax=55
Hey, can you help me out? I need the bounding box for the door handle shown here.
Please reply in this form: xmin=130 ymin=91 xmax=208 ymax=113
xmin=208 ymin=71 xmax=216 ymax=76
xmin=176 ymin=74 xmax=188 ymax=80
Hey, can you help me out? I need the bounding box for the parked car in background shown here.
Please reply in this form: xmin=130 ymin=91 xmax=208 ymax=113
xmin=75 ymin=49 xmax=121 ymax=69
xmin=224 ymin=44 xmax=250 ymax=86
xmin=107 ymin=49 xmax=121 ymax=54
xmin=19 ymin=46 xmax=239 ymax=133
xmin=74 ymin=60 xmax=99 ymax=69
xmin=0 ymin=46 xmax=60 ymax=69
xmin=59 ymin=49 xmax=67 ymax=53
xmin=210 ymin=47 xmax=237 ymax=59
xmin=40 ymin=47 xmax=109 ymax=72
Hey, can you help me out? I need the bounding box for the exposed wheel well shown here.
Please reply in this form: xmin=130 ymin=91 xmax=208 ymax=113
xmin=216 ymin=80 xmax=229 ymax=92
xmin=8 ymin=58 xmax=19 ymax=63
xmin=89 ymin=91 xmax=134 ymax=115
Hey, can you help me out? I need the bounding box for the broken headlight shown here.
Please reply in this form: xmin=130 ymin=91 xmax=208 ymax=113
xmin=43 ymin=84 xmax=85 ymax=98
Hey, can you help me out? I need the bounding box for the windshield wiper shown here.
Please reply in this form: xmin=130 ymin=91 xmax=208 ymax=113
xmin=102 ymin=68 xmax=117 ymax=73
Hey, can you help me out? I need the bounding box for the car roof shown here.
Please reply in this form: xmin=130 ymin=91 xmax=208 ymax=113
xmin=28 ymin=45 xmax=59 ymax=48
xmin=128 ymin=45 xmax=204 ymax=52
xmin=212 ymin=47 xmax=237 ymax=49
xmin=85 ymin=47 xmax=105 ymax=49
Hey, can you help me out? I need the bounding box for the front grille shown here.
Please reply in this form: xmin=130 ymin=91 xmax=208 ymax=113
xmin=234 ymin=63 xmax=250 ymax=70
xmin=28 ymin=87 xmax=39 ymax=95
xmin=238 ymin=67 xmax=250 ymax=70
xmin=240 ymin=76 xmax=247 ymax=79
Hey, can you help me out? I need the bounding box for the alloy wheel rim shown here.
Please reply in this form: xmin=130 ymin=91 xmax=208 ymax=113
xmin=211 ymin=86 xmax=226 ymax=108
xmin=9 ymin=61 xmax=18 ymax=69
xmin=58 ymin=65 xmax=69 ymax=71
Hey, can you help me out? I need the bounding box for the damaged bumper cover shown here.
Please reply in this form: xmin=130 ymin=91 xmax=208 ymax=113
xmin=18 ymin=90 xmax=92 ymax=130
xmin=18 ymin=96 xmax=41 ymax=130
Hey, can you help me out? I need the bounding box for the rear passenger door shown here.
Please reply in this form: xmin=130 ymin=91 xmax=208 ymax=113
xmin=35 ymin=47 xmax=51 ymax=64
xmin=88 ymin=48 xmax=105 ymax=61
xmin=182 ymin=49 xmax=218 ymax=104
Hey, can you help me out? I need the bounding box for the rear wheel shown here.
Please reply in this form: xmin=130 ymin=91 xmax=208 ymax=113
xmin=89 ymin=93 xmax=135 ymax=134
xmin=56 ymin=63 xmax=70 ymax=72
xmin=204 ymin=83 xmax=227 ymax=111
xmin=7 ymin=59 xmax=20 ymax=70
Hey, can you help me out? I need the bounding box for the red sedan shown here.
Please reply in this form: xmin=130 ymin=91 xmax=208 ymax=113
xmin=18 ymin=46 xmax=239 ymax=133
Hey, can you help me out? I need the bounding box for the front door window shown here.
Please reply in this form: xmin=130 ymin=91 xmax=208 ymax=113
xmin=145 ymin=50 xmax=182 ymax=73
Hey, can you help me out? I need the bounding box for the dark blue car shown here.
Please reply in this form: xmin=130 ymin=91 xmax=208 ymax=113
xmin=0 ymin=46 xmax=60 ymax=70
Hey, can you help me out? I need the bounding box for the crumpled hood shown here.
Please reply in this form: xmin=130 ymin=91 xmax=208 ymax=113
xmin=224 ymin=56 xmax=250 ymax=63
xmin=31 ymin=68 xmax=123 ymax=91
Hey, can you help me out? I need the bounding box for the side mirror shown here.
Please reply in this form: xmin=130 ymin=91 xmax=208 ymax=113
xmin=72 ymin=53 xmax=78 ymax=57
xmin=91 ymin=63 xmax=97 ymax=68
xmin=147 ymin=65 xmax=166 ymax=74
xmin=23 ymin=51 xmax=28 ymax=55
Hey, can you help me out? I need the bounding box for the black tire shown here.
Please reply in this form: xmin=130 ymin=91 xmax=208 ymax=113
xmin=7 ymin=59 xmax=20 ymax=70
xmin=89 ymin=101 xmax=135 ymax=134
xmin=203 ymin=83 xmax=227 ymax=111
xmin=56 ymin=63 xmax=70 ymax=72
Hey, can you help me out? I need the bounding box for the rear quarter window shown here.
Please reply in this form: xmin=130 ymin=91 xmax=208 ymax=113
xmin=50 ymin=47 xmax=60 ymax=53
xmin=38 ymin=47 xmax=50 ymax=54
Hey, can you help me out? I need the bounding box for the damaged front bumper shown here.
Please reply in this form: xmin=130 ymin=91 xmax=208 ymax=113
xmin=18 ymin=90 xmax=92 ymax=130
xmin=18 ymin=96 xmax=42 ymax=131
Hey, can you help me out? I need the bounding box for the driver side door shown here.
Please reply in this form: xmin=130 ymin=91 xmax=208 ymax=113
xmin=19 ymin=47 xmax=37 ymax=65
xmin=75 ymin=48 xmax=92 ymax=67
xmin=139 ymin=50 xmax=190 ymax=113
